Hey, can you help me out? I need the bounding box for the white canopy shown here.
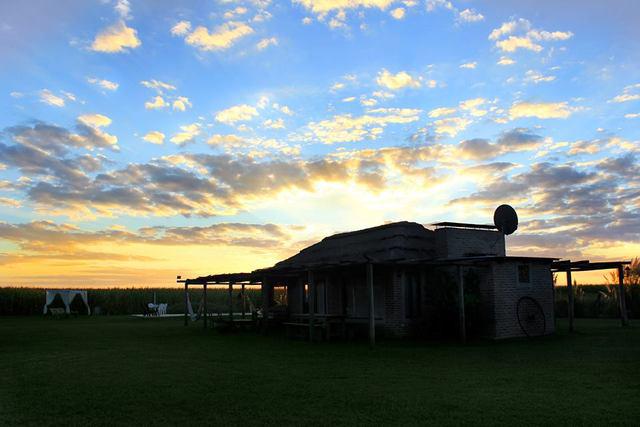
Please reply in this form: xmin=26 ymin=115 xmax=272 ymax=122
xmin=43 ymin=290 xmax=91 ymax=315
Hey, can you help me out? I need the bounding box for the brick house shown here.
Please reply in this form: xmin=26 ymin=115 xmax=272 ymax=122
xmin=182 ymin=221 xmax=557 ymax=341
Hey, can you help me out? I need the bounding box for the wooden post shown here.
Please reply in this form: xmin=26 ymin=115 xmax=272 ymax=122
xmin=228 ymin=282 xmax=234 ymax=323
xmin=184 ymin=282 xmax=188 ymax=327
xmin=566 ymin=270 xmax=574 ymax=332
xmin=203 ymin=283 xmax=208 ymax=329
xmin=457 ymin=265 xmax=466 ymax=344
xmin=308 ymin=270 xmax=315 ymax=342
xmin=262 ymin=276 xmax=270 ymax=334
xmin=367 ymin=263 xmax=375 ymax=348
xmin=617 ymin=265 xmax=629 ymax=327
xmin=241 ymin=283 xmax=246 ymax=318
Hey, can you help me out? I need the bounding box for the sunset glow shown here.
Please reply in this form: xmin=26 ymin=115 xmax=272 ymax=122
xmin=1 ymin=0 xmax=639 ymax=286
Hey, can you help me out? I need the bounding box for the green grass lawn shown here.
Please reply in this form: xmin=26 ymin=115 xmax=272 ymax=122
xmin=1 ymin=317 xmax=639 ymax=426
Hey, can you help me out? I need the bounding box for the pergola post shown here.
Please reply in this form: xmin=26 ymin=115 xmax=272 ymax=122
xmin=457 ymin=265 xmax=466 ymax=344
xmin=617 ymin=265 xmax=629 ymax=327
xmin=367 ymin=263 xmax=375 ymax=348
xmin=241 ymin=283 xmax=246 ymax=318
xmin=228 ymin=281 xmax=234 ymax=323
xmin=203 ymin=283 xmax=208 ymax=329
xmin=261 ymin=276 xmax=270 ymax=334
xmin=184 ymin=282 xmax=188 ymax=327
xmin=566 ymin=269 xmax=574 ymax=332
xmin=308 ymin=270 xmax=315 ymax=342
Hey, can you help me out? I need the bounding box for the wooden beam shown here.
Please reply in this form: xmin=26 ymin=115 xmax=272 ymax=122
xmin=457 ymin=265 xmax=466 ymax=343
xmin=308 ymin=270 xmax=315 ymax=342
xmin=566 ymin=269 xmax=574 ymax=332
xmin=617 ymin=265 xmax=629 ymax=327
xmin=203 ymin=283 xmax=208 ymax=329
xmin=184 ymin=282 xmax=188 ymax=327
xmin=367 ymin=263 xmax=375 ymax=348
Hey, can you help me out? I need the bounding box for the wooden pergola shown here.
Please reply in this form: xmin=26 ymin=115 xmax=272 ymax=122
xmin=177 ymin=273 xmax=259 ymax=329
xmin=551 ymin=260 xmax=631 ymax=331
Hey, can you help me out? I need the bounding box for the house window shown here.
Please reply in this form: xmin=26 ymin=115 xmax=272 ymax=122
xmin=517 ymin=264 xmax=531 ymax=285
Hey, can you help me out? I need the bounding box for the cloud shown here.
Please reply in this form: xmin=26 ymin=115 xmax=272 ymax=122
xmin=293 ymin=0 xmax=396 ymax=14
xmin=171 ymin=21 xmax=192 ymax=36
xmin=457 ymin=9 xmax=483 ymax=23
xmin=114 ymin=0 xmax=131 ymax=20
xmin=376 ymin=69 xmax=421 ymax=90
xmin=263 ymin=118 xmax=285 ymax=129
xmin=523 ymin=70 xmax=556 ymax=84
xmin=428 ymin=107 xmax=456 ymax=118
xmin=143 ymin=131 xmax=165 ymax=145
xmin=459 ymin=98 xmax=487 ymax=117
xmin=432 ymin=117 xmax=471 ymax=137
xmin=459 ymin=61 xmax=477 ymax=69
xmin=91 ymin=21 xmax=141 ymax=53
xmin=140 ymin=79 xmax=176 ymax=94
xmin=170 ymin=123 xmax=201 ymax=145
xmin=509 ymin=101 xmax=575 ymax=120
xmin=215 ymin=104 xmax=259 ymax=124
xmin=256 ymin=37 xmax=278 ymax=50
xmin=489 ymin=18 xmax=572 ymax=53
xmin=145 ymin=96 xmax=168 ymax=110
xmin=609 ymin=83 xmax=640 ymax=103
xmin=390 ymin=7 xmax=405 ymax=19
xmin=39 ymin=89 xmax=66 ymax=107
xmin=305 ymin=108 xmax=421 ymax=143
xmin=178 ymin=21 xmax=254 ymax=51
xmin=497 ymin=56 xmax=515 ymax=66
xmin=625 ymin=113 xmax=640 ymax=119
xmin=87 ymin=77 xmax=119 ymax=91
xmin=172 ymin=96 xmax=192 ymax=111
xmin=77 ymin=114 xmax=112 ymax=128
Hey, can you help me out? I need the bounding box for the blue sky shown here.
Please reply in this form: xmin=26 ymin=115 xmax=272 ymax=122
xmin=0 ymin=0 xmax=639 ymax=286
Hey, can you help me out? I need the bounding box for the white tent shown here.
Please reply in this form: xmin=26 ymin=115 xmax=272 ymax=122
xmin=43 ymin=290 xmax=91 ymax=315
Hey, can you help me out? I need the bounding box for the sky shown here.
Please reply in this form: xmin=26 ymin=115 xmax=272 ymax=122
xmin=1 ymin=0 xmax=639 ymax=287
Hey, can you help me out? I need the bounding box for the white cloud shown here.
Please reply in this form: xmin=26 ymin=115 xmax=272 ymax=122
xmin=302 ymin=17 xmax=313 ymax=25
xmin=180 ymin=21 xmax=254 ymax=51
xmin=523 ymin=70 xmax=556 ymax=84
xmin=458 ymin=9 xmax=484 ymax=23
xmin=145 ymin=96 xmax=168 ymax=110
xmin=489 ymin=18 xmax=572 ymax=53
xmin=91 ymin=21 xmax=141 ymax=53
xmin=428 ymin=107 xmax=456 ymax=118
xmin=115 ymin=0 xmax=131 ymax=20
xmin=172 ymin=96 xmax=192 ymax=111
xmin=224 ymin=6 xmax=248 ymax=19
xmin=497 ymin=56 xmax=515 ymax=66
xmin=10 ymin=91 xmax=24 ymax=98
xmin=39 ymin=89 xmax=66 ymax=107
xmin=432 ymin=117 xmax=471 ymax=137
xmin=77 ymin=114 xmax=112 ymax=128
xmin=171 ymin=21 xmax=192 ymax=36
xmin=342 ymin=96 xmax=356 ymax=102
xmin=376 ymin=69 xmax=421 ymax=90
xmin=609 ymin=84 xmax=640 ymax=103
xmin=87 ymin=77 xmax=119 ymax=91
xmin=170 ymin=123 xmax=201 ymax=145
xmin=459 ymin=98 xmax=487 ymax=116
xmin=263 ymin=118 xmax=285 ymax=129
xmin=305 ymin=108 xmax=420 ymax=144
xmin=509 ymin=101 xmax=575 ymax=120
xmin=215 ymin=104 xmax=259 ymax=124
xmin=256 ymin=37 xmax=278 ymax=50
xmin=140 ymin=79 xmax=176 ymax=94
xmin=390 ymin=7 xmax=405 ymax=19
xmin=459 ymin=61 xmax=477 ymax=69
xmin=143 ymin=131 xmax=165 ymax=145
xmin=624 ymin=113 xmax=640 ymax=119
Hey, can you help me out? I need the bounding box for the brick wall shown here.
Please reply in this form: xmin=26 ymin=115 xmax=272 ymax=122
xmin=383 ymin=267 xmax=409 ymax=337
xmin=491 ymin=261 xmax=555 ymax=339
xmin=435 ymin=228 xmax=506 ymax=258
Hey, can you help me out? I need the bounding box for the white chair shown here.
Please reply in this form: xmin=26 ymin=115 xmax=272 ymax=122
xmin=157 ymin=303 xmax=168 ymax=316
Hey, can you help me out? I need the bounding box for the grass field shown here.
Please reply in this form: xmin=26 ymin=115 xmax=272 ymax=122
xmin=1 ymin=317 xmax=639 ymax=426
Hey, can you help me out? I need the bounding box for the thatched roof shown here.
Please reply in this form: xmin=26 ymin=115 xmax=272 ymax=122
xmin=270 ymin=221 xmax=436 ymax=270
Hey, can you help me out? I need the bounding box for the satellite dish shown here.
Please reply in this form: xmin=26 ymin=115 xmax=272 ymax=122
xmin=493 ymin=204 xmax=518 ymax=235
